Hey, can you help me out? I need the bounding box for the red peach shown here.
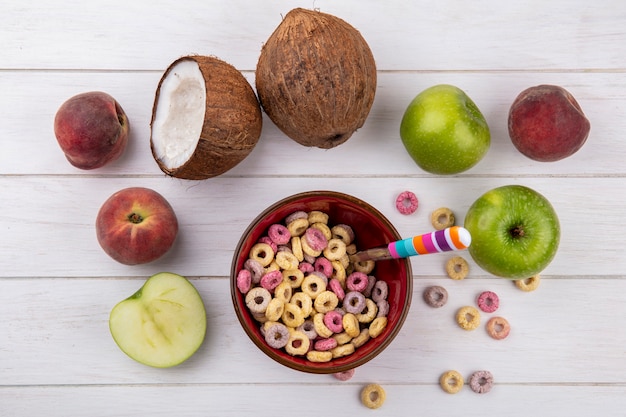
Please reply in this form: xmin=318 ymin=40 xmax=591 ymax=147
xmin=96 ymin=187 xmax=178 ymax=265
xmin=54 ymin=91 xmax=129 ymax=169
xmin=508 ymin=85 xmax=590 ymax=162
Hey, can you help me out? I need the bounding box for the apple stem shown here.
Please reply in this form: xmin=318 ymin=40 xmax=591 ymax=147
xmin=128 ymin=213 xmax=143 ymax=224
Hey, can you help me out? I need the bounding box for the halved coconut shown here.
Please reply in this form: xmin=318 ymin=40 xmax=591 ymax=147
xmin=150 ymin=55 xmax=262 ymax=180
xmin=255 ymin=8 xmax=377 ymax=149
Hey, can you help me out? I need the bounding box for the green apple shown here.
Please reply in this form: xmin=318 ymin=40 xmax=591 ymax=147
xmin=109 ymin=272 xmax=207 ymax=368
xmin=464 ymin=185 xmax=560 ymax=279
xmin=400 ymin=84 xmax=490 ymax=174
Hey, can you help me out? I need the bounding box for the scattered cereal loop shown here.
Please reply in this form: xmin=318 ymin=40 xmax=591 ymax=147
xmin=446 ymin=256 xmax=469 ymax=280
xmin=361 ymin=383 xmax=386 ymax=409
xmin=430 ymin=207 xmax=455 ymax=230
xmin=486 ymin=316 xmax=511 ymax=340
xmin=469 ymin=370 xmax=494 ymax=394
xmin=439 ymin=370 xmax=464 ymax=394
xmin=423 ymin=285 xmax=448 ymax=308
xmin=333 ymin=368 xmax=355 ymax=381
xmin=456 ymin=306 xmax=481 ymax=331
xmin=476 ymin=290 xmax=499 ymax=313
xmin=395 ymin=191 xmax=418 ymax=215
xmin=514 ymin=274 xmax=541 ymax=291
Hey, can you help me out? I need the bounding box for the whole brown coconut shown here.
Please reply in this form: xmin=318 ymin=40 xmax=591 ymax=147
xmin=150 ymin=55 xmax=263 ymax=180
xmin=256 ymin=8 xmax=377 ymax=149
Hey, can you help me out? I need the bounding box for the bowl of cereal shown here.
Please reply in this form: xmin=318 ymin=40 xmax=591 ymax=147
xmin=230 ymin=191 xmax=413 ymax=374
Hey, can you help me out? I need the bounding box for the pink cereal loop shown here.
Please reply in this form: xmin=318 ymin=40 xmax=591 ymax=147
xmin=298 ymin=262 xmax=314 ymax=274
xmin=323 ymin=310 xmax=344 ymax=333
xmin=314 ymin=257 xmax=333 ymax=278
xmin=268 ymin=223 xmax=291 ymax=245
xmin=260 ymin=270 xmax=283 ymax=292
xmin=304 ymin=227 xmax=328 ymax=251
xmin=333 ymin=368 xmax=356 ymax=381
xmin=258 ymin=236 xmax=278 ymax=253
xmin=314 ymin=337 xmax=338 ymax=351
xmin=395 ymin=191 xmax=419 ymax=215
xmin=328 ymin=278 xmax=346 ymax=301
xmin=236 ymin=269 xmax=252 ymax=294
xmin=346 ymin=271 xmax=368 ymax=292
xmin=477 ymin=291 xmax=500 ymax=313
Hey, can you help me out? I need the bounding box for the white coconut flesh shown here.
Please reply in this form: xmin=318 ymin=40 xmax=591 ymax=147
xmin=151 ymin=60 xmax=206 ymax=170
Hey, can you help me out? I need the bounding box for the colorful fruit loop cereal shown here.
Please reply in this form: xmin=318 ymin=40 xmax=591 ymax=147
xmin=486 ymin=316 xmax=511 ymax=340
xmin=514 ymin=274 xmax=541 ymax=291
xmin=423 ymin=285 xmax=448 ymax=308
xmin=237 ymin=210 xmax=391 ymax=362
xmin=430 ymin=207 xmax=455 ymax=230
xmin=439 ymin=370 xmax=464 ymax=394
xmin=476 ymin=290 xmax=499 ymax=313
xmin=469 ymin=370 xmax=494 ymax=394
xmin=456 ymin=306 xmax=481 ymax=331
xmin=445 ymin=256 xmax=469 ymax=280
xmin=333 ymin=368 xmax=356 ymax=381
xmin=395 ymin=191 xmax=418 ymax=215
xmin=361 ymin=383 xmax=386 ymax=409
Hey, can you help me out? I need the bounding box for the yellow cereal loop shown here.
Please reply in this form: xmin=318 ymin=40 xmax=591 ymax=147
xmin=342 ymin=313 xmax=360 ymax=338
xmin=346 ymin=243 xmax=357 ymax=255
xmin=331 ymin=343 xmax=355 ymax=358
xmin=301 ymin=274 xmax=327 ymax=299
xmin=313 ymin=312 xmax=333 ymax=338
xmin=290 ymin=292 xmax=313 ymax=318
xmin=306 ymin=350 xmax=333 ymax=363
xmin=333 ymin=331 xmax=353 ymax=345
xmin=323 ymin=238 xmax=347 ymax=261
xmin=456 ymin=306 xmax=481 ymax=330
xmin=339 ymin=253 xmax=350 ymax=269
xmin=265 ymin=261 xmax=280 ymax=274
xmin=275 ymin=251 xmax=299 ymax=270
xmin=265 ymin=297 xmax=285 ymax=322
xmin=351 ymin=328 xmax=370 ymax=348
xmin=354 ymin=259 xmax=375 ymax=274
xmin=446 ymin=256 xmax=469 ymax=280
xmin=331 ymin=260 xmax=347 ymax=287
xmin=290 ymin=236 xmax=304 ymax=262
xmin=368 ymin=316 xmax=388 ymax=338
xmin=440 ymin=370 xmax=464 ymax=394
xmin=308 ymin=210 xmax=329 ymax=225
xmin=356 ymin=298 xmax=378 ymax=323
xmin=273 ymin=281 xmax=293 ymax=304
xmin=285 ymin=330 xmax=310 ymax=356
xmin=331 ymin=224 xmax=354 ymax=245
xmin=249 ymin=242 xmax=275 ymax=267
xmin=282 ymin=268 xmax=304 ymax=288
xmin=282 ymin=303 xmax=306 ymax=329
xmin=431 ymin=207 xmax=456 ymax=230
xmin=514 ymin=274 xmax=541 ymax=291
xmin=311 ymin=222 xmax=332 ymax=240
xmin=361 ymin=384 xmax=386 ymax=409
xmin=313 ymin=290 xmax=339 ymax=313
xmin=287 ymin=218 xmax=309 ymax=237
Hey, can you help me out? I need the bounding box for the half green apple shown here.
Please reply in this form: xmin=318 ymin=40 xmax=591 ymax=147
xmin=109 ymin=272 xmax=207 ymax=368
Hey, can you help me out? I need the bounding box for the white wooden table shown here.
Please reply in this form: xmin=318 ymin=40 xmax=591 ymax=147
xmin=2 ymin=1 xmax=626 ymax=415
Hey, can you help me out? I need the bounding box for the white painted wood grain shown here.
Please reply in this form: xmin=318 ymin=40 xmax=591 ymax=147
xmin=3 ymin=385 xmax=626 ymax=417
xmin=1 ymin=0 xmax=625 ymax=416
xmin=1 ymin=71 xmax=624 ymax=177
xmin=3 ymin=1 xmax=625 ymax=71
xmin=0 ymin=176 xmax=624 ymax=278
xmin=1 ymin=278 xmax=625 ymax=385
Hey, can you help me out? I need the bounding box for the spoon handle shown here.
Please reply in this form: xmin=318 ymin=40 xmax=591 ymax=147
xmin=349 ymin=226 xmax=471 ymax=262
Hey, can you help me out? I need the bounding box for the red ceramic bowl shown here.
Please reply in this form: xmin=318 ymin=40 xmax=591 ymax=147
xmin=230 ymin=191 xmax=413 ymax=374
